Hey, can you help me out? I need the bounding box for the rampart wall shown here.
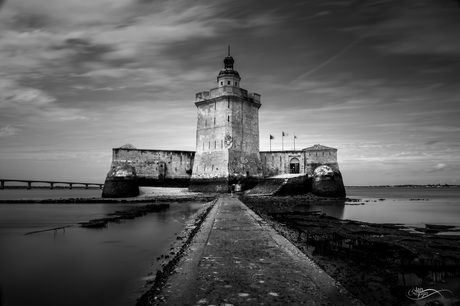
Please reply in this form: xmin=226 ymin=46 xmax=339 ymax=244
xmin=260 ymin=151 xmax=307 ymax=177
xmin=110 ymin=148 xmax=194 ymax=187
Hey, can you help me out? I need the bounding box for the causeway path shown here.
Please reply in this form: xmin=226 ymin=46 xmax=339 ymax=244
xmin=157 ymin=196 xmax=364 ymax=305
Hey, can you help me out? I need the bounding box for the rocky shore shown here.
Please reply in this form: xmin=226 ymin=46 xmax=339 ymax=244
xmin=240 ymin=195 xmax=460 ymax=306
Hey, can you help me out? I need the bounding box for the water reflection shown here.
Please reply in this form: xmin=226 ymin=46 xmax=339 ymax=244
xmin=0 ymin=202 xmax=203 ymax=306
xmin=293 ymin=200 xmax=345 ymax=219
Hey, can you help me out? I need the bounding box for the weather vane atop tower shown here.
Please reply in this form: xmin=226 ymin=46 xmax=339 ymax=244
xmin=224 ymin=45 xmax=234 ymax=69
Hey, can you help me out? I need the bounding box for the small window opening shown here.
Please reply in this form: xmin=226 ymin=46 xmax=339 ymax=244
xmin=227 ymin=81 xmax=230 ymax=85
xmin=235 ymin=82 xmax=238 ymax=86
xmin=220 ymin=81 xmax=223 ymax=85
xmin=228 ymin=115 xmax=230 ymax=122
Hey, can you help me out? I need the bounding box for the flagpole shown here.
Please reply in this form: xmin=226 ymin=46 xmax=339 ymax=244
xmin=294 ymin=134 xmax=296 ymax=151
xmin=270 ymin=136 xmax=272 ymax=152
xmin=282 ymin=132 xmax=284 ymax=151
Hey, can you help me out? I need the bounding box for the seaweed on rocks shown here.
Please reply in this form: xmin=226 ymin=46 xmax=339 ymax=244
xmin=79 ymin=203 xmax=170 ymax=228
xmin=241 ymin=195 xmax=460 ymax=306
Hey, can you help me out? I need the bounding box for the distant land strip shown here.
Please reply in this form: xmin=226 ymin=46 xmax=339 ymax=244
xmin=345 ymin=184 xmax=459 ymax=188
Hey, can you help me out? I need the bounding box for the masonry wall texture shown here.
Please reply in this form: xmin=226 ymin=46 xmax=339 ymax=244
xmin=108 ymin=148 xmax=194 ymax=187
xmin=259 ymin=144 xmax=339 ymax=177
xmin=189 ymin=53 xmax=262 ymax=192
xmin=102 ymin=53 xmax=345 ymax=197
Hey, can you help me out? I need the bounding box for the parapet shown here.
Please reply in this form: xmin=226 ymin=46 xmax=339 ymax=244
xmin=195 ymin=87 xmax=261 ymax=104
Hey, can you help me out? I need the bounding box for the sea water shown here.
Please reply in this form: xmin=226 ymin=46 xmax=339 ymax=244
xmin=0 ymin=189 xmax=204 ymax=306
xmin=300 ymin=187 xmax=460 ymax=231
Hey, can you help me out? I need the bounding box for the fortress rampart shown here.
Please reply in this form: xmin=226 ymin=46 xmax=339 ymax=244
xmin=108 ymin=147 xmax=194 ymax=187
xmin=102 ymin=52 xmax=345 ymax=197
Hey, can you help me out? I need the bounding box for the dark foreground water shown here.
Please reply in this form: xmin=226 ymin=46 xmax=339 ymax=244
xmin=0 ymin=191 xmax=203 ymax=306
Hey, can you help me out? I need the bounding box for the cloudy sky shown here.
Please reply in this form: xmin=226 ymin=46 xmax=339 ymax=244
xmin=0 ymin=0 xmax=459 ymax=186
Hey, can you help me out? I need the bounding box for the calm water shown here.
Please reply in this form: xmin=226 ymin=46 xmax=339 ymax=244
xmin=297 ymin=187 xmax=460 ymax=230
xmin=0 ymin=189 xmax=204 ymax=306
xmin=1 ymin=187 xmax=459 ymax=305
xmin=0 ymin=188 xmax=102 ymax=200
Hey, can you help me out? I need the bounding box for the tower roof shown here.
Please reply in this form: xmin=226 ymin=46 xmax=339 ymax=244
xmin=218 ymin=46 xmax=240 ymax=79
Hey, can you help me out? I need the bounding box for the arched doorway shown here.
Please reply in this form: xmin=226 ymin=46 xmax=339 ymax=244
xmin=289 ymin=158 xmax=300 ymax=174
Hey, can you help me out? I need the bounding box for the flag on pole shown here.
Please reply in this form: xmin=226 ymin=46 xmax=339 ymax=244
xmin=282 ymin=131 xmax=289 ymax=137
xmin=270 ymin=134 xmax=274 ymax=139
xmin=294 ymin=135 xmax=297 ymax=139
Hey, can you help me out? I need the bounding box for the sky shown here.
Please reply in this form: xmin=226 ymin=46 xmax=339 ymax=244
xmin=0 ymin=0 xmax=459 ymax=186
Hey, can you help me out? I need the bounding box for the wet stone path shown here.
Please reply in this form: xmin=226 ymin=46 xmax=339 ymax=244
xmin=159 ymin=196 xmax=364 ymax=305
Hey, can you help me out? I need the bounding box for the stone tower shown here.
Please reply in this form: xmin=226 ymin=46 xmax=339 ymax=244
xmin=189 ymin=49 xmax=262 ymax=192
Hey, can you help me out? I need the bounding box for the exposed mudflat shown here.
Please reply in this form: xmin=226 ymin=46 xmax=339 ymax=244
xmin=241 ymin=194 xmax=460 ymax=306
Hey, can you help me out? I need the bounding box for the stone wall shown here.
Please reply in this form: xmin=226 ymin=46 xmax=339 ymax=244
xmin=192 ymin=98 xmax=231 ymax=179
xmin=260 ymin=146 xmax=339 ymax=177
xmin=260 ymin=151 xmax=307 ymax=177
xmin=109 ymin=148 xmax=194 ymax=187
xmin=304 ymin=147 xmax=338 ymax=174
xmin=228 ymin=97 xmax=262 ymax=178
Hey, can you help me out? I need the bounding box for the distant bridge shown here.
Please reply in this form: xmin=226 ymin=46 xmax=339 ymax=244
xmin=0 ymin=179 xmax=104 ymax=190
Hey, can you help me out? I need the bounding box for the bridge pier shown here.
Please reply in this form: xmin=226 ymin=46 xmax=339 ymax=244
xmin=28 ymin=182 xmax=32 ymax=189
xmin=50 ymin=183 xmax=54 ymax=189
xmin=69 ymin=183 xmax=73 ymax=189
xmin=85 ymin=184 xmax=89 ymax=189
xmin=0 ymin=181 xmax=4 ymax=190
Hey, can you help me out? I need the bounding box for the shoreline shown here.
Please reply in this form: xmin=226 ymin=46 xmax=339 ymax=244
xmin=137 ymin=194 xmax=460 ymax=305
xmin=2 ymin=190 xmax=459 ymax=304
xmin=241 ymin=195 xmax=460 ymax=305
xmin=0 ymin=195 xmax=217 ymax=204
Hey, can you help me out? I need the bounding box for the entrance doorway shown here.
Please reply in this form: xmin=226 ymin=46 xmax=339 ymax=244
xmin=289 ymin=158 xmax=300 ymax=174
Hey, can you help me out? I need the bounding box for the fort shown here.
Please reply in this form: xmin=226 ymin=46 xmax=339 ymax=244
xmin=102 ymin=51 xmax=345 ymax=198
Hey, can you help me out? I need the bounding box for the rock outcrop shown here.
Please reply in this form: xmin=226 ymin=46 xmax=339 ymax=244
xmin=101 ymin=164 xmax=140 ymax=198
xmin=311 ymin=165 xmax=346 ymax=198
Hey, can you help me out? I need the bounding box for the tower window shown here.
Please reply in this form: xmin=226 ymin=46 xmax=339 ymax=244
xmin=220 ymin=81 xmax=223 ymax=85
xmin=228 ymin=100 xmax=230 ymax=108
xmin=235 ymin=82 xmax=238 ymax=86
xmin=227 ymin=81 xmax=230 ymax=85
xmin=228 ymin=115 xmax=230 ymax=122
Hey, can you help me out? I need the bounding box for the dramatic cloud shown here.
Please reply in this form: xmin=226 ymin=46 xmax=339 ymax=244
xmin=0 ymin=0 xmax=458 ymax=184
xmin=0 ymin=125 xmax=20 ymax=137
